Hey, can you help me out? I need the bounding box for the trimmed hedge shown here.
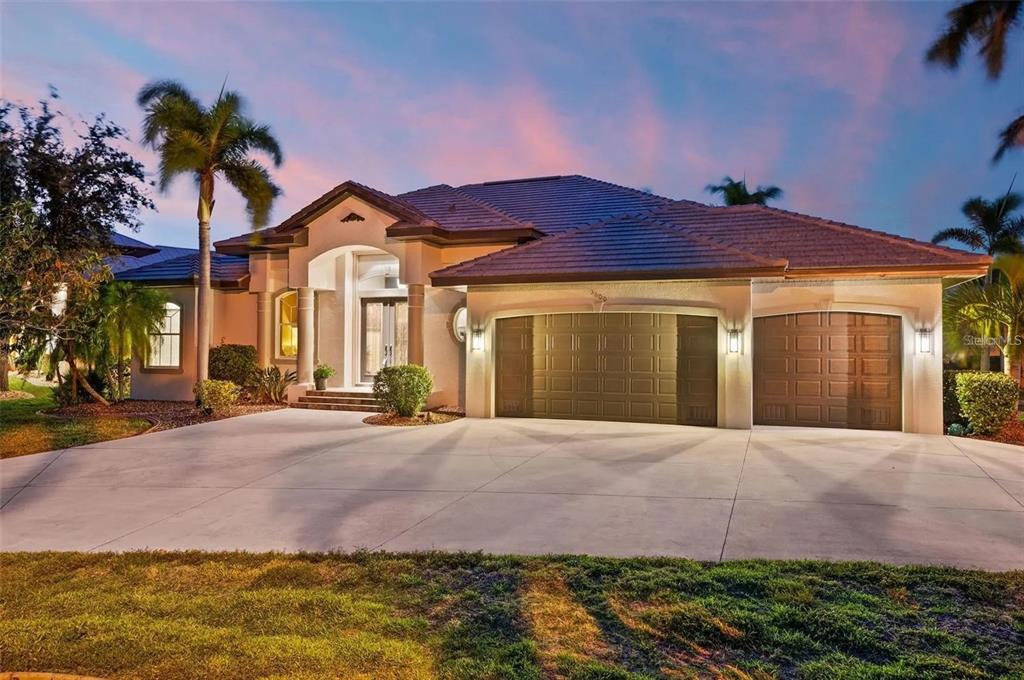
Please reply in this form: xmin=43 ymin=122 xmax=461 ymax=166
xmin=373 ymin=364 xmax=433 ymax=417
xmin=942 ymin=370 xmax=968 ymax=429
xmin=193 ymin=379 xmax=240 ymax=416
xmin=208 ymin=344 xmax=258 ymax=386
xmin=954 ymin=371 xmax=1019 ymax=435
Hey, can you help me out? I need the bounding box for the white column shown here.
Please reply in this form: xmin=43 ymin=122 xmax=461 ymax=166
xmin=296 ymin=287 xmax=315 ymax=385
xmin=256 ymin=292 xmax=272 ymax=368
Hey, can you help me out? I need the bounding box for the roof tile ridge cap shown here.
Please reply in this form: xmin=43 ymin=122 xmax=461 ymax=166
xmin=748 ymin=205 xmax=991 ymax=263
xmin=345 ymin=179 xmax=431 ymax=220
xmin=432 ymin=220 xmax=609 ymax=276
xmin=397 ymin=182 xmax=454 ymax=196
xmin=446 ymin=185 xmax=534 ymax=229
xmin=570 ymin=174 xmax=674 ymax=202
xmin=642 ymin=215 xmax=788 ymax=268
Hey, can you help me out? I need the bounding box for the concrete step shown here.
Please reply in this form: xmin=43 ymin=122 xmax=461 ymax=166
xmin=298 ymin=395 xmax=378 ymax=405
xmin=291 ymin=402 xmax=381 ymax=413
xmin=305 ymin=389 xmax=373 ymax=398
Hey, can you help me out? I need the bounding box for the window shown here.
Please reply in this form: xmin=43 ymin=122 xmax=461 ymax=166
xmin=278 ymin=291 xmax=298 ymax=357
xmin=451 ymin=306 xmax=468 ymax=343
xmin=146 ymin=302 xmax=181 ymax=368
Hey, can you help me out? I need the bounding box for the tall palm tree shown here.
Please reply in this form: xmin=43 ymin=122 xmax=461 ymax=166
xmin=102 ymin=282 xmax=168 ymax=400
xmin=704 ymin=176 xmax=784 ymax=206
xmin=926 ymin=1 xmax=1023 ymax=163
xmin=137 ymin=80 xmax=282 ymax=382
xmin=931 ymin=193 xmax=1024 ymax=255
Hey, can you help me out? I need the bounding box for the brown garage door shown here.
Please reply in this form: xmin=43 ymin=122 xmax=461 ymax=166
xmin=753 ymin=312 xmax=902 ymax=430
xmin=495 ymin=313 xmax=717 ymax=426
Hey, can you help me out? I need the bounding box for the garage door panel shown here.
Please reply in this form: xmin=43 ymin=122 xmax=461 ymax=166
xmin=754 ymin=312 xmax=901 ymax=431
xmin=496 ymin=313 xmax=717 ymax=426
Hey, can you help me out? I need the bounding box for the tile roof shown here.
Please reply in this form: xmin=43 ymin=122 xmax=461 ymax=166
xmin=650 ymin=202 xmax=991 ymax=272
xmin=107 ymin=244 xmax=197 ymax=275
xmin=458 ymin=175 xmax=674 ymax=235
xmin=114 ymin=252 xmax=250 ymax=287
xmin=430 ymin=213 xmax=788 ymax=286
xmin=111 ymin=232 xmax=159 ymax=257
xmin=397 ymin=184 xmax=532 ymax=232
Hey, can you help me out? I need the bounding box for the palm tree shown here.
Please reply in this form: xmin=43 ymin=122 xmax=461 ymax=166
xmin=102 ymin=282 xmax=168 ymax=400
xmin=926 ymin=1 xmax=1022 ymax=163
xmin=704 ymin=176 xmax=784 ymax=206
xmin=931 ymin=193 xmax=1024 ymax=255
xmin=137 ymin=80 xmax=282 ymax=383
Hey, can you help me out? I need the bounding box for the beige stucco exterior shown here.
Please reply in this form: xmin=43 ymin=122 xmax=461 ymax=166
xmin=130 ymin=194 xmax=950 ymax=434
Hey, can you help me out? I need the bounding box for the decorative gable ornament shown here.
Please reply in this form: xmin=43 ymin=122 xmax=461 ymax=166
xmin=340 ymin=212 xmax=365 ymax=223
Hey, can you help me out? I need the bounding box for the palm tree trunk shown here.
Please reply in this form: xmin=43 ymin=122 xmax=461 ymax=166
xmin=65 ymin=340 xmax=109 ymax=407
xmin=0 ymin=347 xmax=9 ymax=392
xmin=196 ymin=174 xmax=214 ymax=384
xmin=117 ymin=326 xmax=125 ymax=401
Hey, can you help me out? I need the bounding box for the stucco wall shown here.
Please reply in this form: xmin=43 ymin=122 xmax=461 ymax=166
xmin=752 ymin=277 xmax=944 ymax=434
xmin=130 ymin=286 xmax=198 ymax=402
xmin=213 ymin=290 xmax=257 ymax=347
xmin=424 ymin=287 xmax=467 ymax=408
xmin=465 ymin=279 xmax=754 ymax=428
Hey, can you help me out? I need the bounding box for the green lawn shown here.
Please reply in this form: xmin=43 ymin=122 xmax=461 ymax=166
xmin=0 ymin=376 xmax=151 ymax=458
xmin=1 ymin=553 xmax=1021 ymax=679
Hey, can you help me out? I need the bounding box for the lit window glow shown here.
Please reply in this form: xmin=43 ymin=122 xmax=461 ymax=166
xmin=278 ymin=291 xmax=298 ymax=357
xmin=146 ymin=302 xmax=181 ymax=368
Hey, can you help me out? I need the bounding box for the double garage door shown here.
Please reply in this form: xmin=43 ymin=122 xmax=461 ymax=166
xmin=495 ymin=313 xmax=717 ymax=426
xmin=753 ymin=312 xmax=902 ymax=431
xmin=494 ymin=311 xmax=902 ymax=431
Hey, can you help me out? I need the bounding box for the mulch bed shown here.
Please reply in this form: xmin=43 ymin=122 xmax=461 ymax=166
xmin=970 ymin=418 xmax=1024 ymax=446
xmin=0 ymin=390 xmax=35 ymax=401
xmin=363 ymin=411 xmax=462 ymax=427
xmin=48 ymin=400 xmax=286 ymax=432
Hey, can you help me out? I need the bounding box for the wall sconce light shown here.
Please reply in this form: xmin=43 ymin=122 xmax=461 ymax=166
xmin=917 ymin=328 xmax=933 ymax=354
xmin=471 ymin=328 xmax=485 ymax=352
xmin=727 ymin=328 xmax=742 ymax=354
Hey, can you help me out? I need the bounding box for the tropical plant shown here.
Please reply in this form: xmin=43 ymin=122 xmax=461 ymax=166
xmin=931 ymin=193 xmax=1024 ymax=255
xmin=373 ymin=364 xmax=433 ymax=417
xmin=136 ymin=80 xmax=283 ymax=383
xmin=704 ymin=176 xmax=783 ymax=206
xmin=313 ymin=364 xmax=335 ymax=381
xmin=926 ymin=1 xmax=1023 ymax=163
xmin=252 ymin=366 xmax=297 ymax=404
xmin=209 ymin=343 xmax=258 ymax=386
xmin=101 ymin=282 xmax=168 ymax=400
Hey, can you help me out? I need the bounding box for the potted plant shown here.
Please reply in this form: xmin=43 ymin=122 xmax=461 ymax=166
xmin=313 ymin=363 xmax=335 ymax=391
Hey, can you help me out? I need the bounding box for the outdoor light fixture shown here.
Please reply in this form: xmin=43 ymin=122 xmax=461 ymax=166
xmin=727 ymin=328 xmax=742 ymax=354
xmin=471 ymin=328 xmax=485 ymax=352
xmin=917 ymin=328 xmax=933 ymax=354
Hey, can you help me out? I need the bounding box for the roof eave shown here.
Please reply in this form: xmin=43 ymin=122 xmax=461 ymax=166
xmin=431 ymin=265 xmax=787 ymax=287
xmin=386 ymin=223 xmax=542 ymax=244
xmin=781 ymin=262 xmax=992 ymax=280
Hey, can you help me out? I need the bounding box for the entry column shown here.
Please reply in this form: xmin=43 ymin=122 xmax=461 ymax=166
xmin=256 ymin=291 xmax=272 ymax=368
xmin=296 ymin=287 xmax=315 ymax=384
xmin=407 ymin=283 xmax=425 ymax=365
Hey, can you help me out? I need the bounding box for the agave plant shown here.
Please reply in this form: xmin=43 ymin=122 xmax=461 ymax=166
xmin=251 ymin=366 xmax=297 ymax=404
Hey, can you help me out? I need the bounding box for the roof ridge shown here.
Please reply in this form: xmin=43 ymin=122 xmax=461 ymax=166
xmin=641 ymin=215 xmax=789 ymax=269
xmin=446 ymin=185 xmax=534 ymax=229
xmin=729 ymin=204 xmax=989 ymax=263
xmin=568 ymin=174 xmax=675 ymax=203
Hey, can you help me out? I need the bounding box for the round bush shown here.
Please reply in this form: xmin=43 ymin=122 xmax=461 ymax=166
xmin=373 ymin=364 xmax=433 ymax=417
xmin=954 ymin=371 xmax=1019 ymax=435
xmin=193 ymin=379 xmax=241 ymax=416
xmin=208 ymin=344 xmax=258 ymax=386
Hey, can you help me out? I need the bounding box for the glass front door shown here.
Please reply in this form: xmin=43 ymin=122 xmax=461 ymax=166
xmin=361 ymin=299 xmax=408 ymax=381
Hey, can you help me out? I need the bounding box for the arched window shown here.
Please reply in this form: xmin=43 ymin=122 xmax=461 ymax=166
xmin=278 ymin=291 xmax=298 ymax=357
xmin=146 ymin=302 xmax=181 ymax=368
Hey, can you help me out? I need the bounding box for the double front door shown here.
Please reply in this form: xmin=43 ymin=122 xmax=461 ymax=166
xmin=361 ymin=298 xmax=408 ymax=382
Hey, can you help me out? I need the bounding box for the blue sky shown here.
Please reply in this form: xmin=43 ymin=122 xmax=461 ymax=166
xmin=2 ymin=1 xmax=1021 ymax=248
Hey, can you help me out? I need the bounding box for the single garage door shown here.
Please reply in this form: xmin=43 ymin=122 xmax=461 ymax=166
xmin=495 ymin=313 xmax=717 ymax=426
xmin=753 ymin=312 xmax=902 ymax=430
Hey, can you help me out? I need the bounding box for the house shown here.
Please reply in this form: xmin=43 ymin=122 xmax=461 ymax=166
xmin=114 ymin=174 xmax=990 ymax=433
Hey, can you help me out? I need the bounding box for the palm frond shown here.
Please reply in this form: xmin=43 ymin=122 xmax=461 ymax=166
xmin=220 ymin=158 xmax=281 ymax=228
xmin=993 ymin=112 xmax=1024 ymax=163
xmin=932 ymin=226 xmax=985 ymax=250
xmin=138 ymin=86 xmax=204 ymax=147
xmin=156 ymin=131 xmax=208 ymax=191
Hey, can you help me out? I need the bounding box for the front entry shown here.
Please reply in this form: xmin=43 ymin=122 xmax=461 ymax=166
xmin=494 ymin=312 xmax=717 ymax=426
xmin=361 ymin=299 xmax=408 ymax=381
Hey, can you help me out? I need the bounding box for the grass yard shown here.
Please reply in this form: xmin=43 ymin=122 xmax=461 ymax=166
xmin=1 ymin=552 xmax=1021 ymax=679
xmin=0 ymin=377 xmax=151 ymax=459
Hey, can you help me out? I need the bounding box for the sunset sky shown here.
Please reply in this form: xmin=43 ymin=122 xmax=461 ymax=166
xmin=3 ymin=1 xmax=1021 ymax=249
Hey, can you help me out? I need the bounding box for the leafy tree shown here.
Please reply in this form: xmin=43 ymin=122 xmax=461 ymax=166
xmin=926 ymin=1 xmax=1023 ymax=163
xmin=704 ymin=176 xmax=784 ymax=206
xmin=931 ymin=193 xmax=1024 ymax=254
xmin=0 ymin=95 xmax=153 ymax=400
xmin=136 ymin=80 xmax=283 ymax=383
xmin=101 ymin=282 xmax=169 ymax=400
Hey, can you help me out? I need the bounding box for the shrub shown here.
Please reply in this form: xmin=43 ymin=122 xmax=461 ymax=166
xmin=947 ymin=422 xmax=970 ymax=437
xmin=252 ymin=366 xmax=297 ymax=404
xmin=313 ymin=364 xmax=336 ymax=381
xmin=193 ymin=379 xmax=240 ymax=416
xmin=942 ymin=370 xmax=968 ymax=429
xmin=954 ymin=371 xmax=1019 ymax=435
xmin=209 ymin=344 xmax=258 ymax=386
xmin=373 ymin=364 xmax=433 ymax=417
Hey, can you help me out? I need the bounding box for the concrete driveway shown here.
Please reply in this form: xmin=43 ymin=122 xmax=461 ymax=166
xmin=1 ymin=409 xmax=1021 ymax=569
